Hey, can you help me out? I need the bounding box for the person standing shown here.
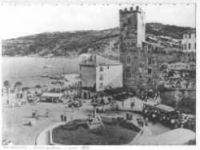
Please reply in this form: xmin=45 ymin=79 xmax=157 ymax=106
xmin=65 ymin=111 xmax=68 ymax=122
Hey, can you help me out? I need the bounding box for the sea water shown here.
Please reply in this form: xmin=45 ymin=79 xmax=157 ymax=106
xmin=2 ymin=56 xmax=80 ymax=87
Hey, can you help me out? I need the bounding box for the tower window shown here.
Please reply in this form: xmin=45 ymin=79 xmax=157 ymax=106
xmin=127 ymin=18 xmax=131 ymax=25
xmin=148 ymin=68 xmax=152 ymax=75
xmin=99 ymin=83 xmax=104 ymax=89
xmin=127 ymin=56 xmax=131 ymax=64
xmin=148 ymin=57 xmax=152 ymax=65
xmin=126 ymin=67 xmax=131 ymax=78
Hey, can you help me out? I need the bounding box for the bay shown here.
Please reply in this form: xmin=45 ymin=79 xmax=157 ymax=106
xmin=2 ymin=56 xmax=80 ymax=87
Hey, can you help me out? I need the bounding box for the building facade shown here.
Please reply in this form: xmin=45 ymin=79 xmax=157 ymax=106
xmin=79 ymin=54 xmax=123 ymax=98
xmin=95 ymin=64 xmax=123 ymax=91
xmin=182 ymin=30 xmax=196 ymax=52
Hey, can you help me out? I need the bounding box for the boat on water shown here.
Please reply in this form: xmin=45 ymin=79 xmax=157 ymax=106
xmin=40 ymin=75 xmax=49 ymax=78
xmin=43 ymin=65 xmax=54 ymax=69
xmin=48 ymin=75 xmax=61 ymax=80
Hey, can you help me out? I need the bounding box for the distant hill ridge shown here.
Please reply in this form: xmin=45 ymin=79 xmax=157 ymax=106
xmin=2 ymin=23 xmax=194 ymax=58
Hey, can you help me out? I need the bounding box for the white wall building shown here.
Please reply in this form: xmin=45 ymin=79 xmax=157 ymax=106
xmin=182 ymin=30 xmax=196 ymax=52
xmin=169 ymin=62 xmax=196 ymax=71
xmin=79 ymin=54 xmax=123 ymax=93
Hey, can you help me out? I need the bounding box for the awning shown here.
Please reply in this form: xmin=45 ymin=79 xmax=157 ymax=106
xmin=41 ymin=92 xmax=63 ymax=98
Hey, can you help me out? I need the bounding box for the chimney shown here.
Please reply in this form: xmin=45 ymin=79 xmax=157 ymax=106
xmin=136 ymin=6 xmax=139 ymax=11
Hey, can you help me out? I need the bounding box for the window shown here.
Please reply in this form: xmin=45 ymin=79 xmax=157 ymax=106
xmin=127 ymin=56 xmax=131 ymax=64
xmin=184 ymin=44 xmax=187 ymax=49
xmin=148 ymin=57 xmax=152 ymax=65
xmin=143 ymin=44 xmax=148 ymax=51
xmin=99 ymin=83 xmax=103 ymax=89
xmin=123 ymin=23 xmax=126 ymax=28
xmin=148 ymin=45 xmax=151 ymax=53
xmin=126 ymin=67 xmax=131 ymax=78
xmin=148 ymin=68 xmax=152 ymax=75
xmin=148 ymin=45 xmax=152 ymax=50
xmin=127 ymin=18 xmax=131 ymax=25
xmin=100 ymin=74 xmax=103 ymax=81
xmin=189 ymin=33 xmax=191 ymax=39
xmin=155 ymin=47 xmax=158 ymax=52
xmin=107 ymin=66 xmax=109 ymax=69
xmin=89 ymin=56 xmax=93 ymax=61
xmin=100 ymin=66 xmax=103 ymax=72
xmin=188 ymin=43 xmax=191 ymax=50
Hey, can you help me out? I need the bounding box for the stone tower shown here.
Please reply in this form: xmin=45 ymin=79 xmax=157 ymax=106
xmin=119 ymin=6 xmax=145 ymax=49
xmin=119 ymin=6 xmax=146 ymax=90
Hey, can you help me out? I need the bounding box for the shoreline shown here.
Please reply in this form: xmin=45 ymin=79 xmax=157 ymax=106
xmin=1 ymin=55 xmax=80 ymax=59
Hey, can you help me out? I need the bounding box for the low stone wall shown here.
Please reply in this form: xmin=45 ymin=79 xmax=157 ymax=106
xmin=35 ymin=122 xmax=66 ymax=145
xmin=49 ymin=128 xmax=62 ymax=145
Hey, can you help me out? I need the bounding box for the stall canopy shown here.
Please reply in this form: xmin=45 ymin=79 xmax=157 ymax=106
xmin=41 ymin=92 xmax=63 ymax=102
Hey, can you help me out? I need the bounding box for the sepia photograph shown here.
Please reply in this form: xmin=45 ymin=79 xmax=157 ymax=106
xmin=0 ymin=2 xmax=196 ymax=146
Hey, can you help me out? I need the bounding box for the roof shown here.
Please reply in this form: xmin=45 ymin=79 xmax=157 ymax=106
xmin=155 ymin=104 xmax=175 ymax=112
xmin=41 ymin=92 xmax=63 ymax=98
xmin=80 ymin=54 xmax=122 ymax=66
xmin=96 ymin=55 xmax=121 ymax=66
xmin=136 ymin=128 xmax=195 ymax=145
xmin=183 ymin=29 xmax=196 ymax=34
xmin=143 ymin=41 xmax=164 ymax=48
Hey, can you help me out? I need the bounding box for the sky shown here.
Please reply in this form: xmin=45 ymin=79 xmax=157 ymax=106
xmin=0 ymin=4 xmax=196 ymax=39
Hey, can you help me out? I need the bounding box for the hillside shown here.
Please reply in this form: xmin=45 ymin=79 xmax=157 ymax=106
xmin=2 ymin=23 xmax=194 ymax=58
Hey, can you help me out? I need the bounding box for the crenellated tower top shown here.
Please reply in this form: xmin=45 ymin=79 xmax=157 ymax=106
xmin=120 ymin=6 xmax=142 ymax=14
xmin=119 ymin=6 xmax=145 ymax=49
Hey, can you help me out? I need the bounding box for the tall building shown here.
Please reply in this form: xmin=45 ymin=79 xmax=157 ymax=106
xmin=119 ymin=6 xmax=147 ymax=90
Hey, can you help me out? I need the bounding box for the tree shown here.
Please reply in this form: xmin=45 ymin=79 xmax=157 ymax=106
xmin=3 ymin=80 xmax=11 ymax=102
xmin=35 ymin=85 xmax=41 ymax=89
xmin=14 ymin=81 xmax=22 ymax=90
xmin=3 ymin=80 xmax=10 ymax=93
xmin=160 ymin=63 xmax=168 ymax=72
xmin=14 ymin=81 xmax=23 ymax=99
xmin=100 ymin=96 xmax=106 ymax=112
xmin=35 ymin=84 xmax=42 ymax=96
